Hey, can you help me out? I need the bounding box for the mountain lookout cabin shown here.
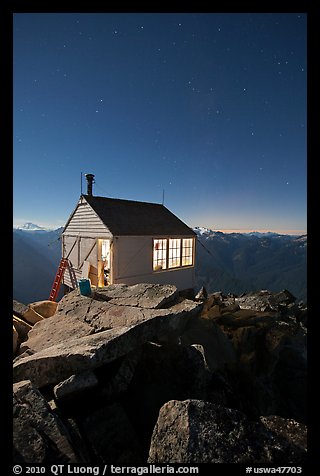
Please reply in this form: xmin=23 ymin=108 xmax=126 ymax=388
xmin=62 ymin=174 xmax=196 ymax=292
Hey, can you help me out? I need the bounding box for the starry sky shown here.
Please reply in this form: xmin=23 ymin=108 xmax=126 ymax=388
xmin=13 ymin=12 xmax=307 ymax=234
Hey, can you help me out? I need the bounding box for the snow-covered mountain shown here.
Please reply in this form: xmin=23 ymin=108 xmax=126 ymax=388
xmin=16 ymin=222 xmax=47 ymax=231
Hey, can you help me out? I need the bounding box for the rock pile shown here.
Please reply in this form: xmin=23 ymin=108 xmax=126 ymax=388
xmin=13 ymin=284 xmax=307 ymax=464
xmin=13 ymin=299 xmax=58 ymax=355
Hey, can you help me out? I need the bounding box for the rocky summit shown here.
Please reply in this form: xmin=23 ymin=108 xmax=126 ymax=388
xmin=13 ymin=283 xmax=307 ymax=464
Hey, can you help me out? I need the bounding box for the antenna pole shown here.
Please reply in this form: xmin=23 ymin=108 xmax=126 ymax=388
xmin=80 ymin=172 xmax=83 ymax=195
xmin=162 ymin=189 xmax=165 ymax=205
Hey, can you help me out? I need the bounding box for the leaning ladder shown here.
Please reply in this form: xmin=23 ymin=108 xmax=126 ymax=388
xmin=49 ymin=258 xmax=77 ymax=301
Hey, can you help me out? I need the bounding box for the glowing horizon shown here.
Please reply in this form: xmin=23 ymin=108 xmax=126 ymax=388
xmin=216 ymin=228 xmax=306 ymax=236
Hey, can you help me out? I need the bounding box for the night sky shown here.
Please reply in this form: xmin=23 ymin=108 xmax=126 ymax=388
xmin=13 ymin=13 xmax=307 ymax=234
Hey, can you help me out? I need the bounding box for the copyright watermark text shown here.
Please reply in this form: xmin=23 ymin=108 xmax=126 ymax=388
xmin=12 ymin=465 xmax=199 ymax=475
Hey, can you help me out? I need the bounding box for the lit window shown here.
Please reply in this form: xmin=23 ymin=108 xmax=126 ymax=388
xmin=153 ymin=239 xmax=167 ymax=270
xmin=168 ymin=238 xmax=181 ymax=268
xmin=182 ymin=238 xmax=193 ymax=266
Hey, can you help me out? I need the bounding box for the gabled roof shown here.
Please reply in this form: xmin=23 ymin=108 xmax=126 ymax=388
xmin=82 ymin=195 xmax=196 ymax=236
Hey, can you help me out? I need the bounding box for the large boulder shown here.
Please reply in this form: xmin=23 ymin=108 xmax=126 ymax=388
xmin=93 ymin=283 xmax=178 ymax=309
xmin=13 ymin=327 xmax=134 ymax=388
xmin=13 ymin=295 xmax=202 ymax=388
xmin=58 ymin=283 xmax=178 ymax=313
xmin=55 ymin=287 xmax=199 ymax=334
xmin=13 ymin=380 xmax=79 ymax=463
xmin=29 ymin=300 xmax=58 ymax=318
xmin=53 ymin=370 xmax=99 ymax=402
xmin=20 ymin=307 xmax=45 ymax=325
xmin=17 ymin=314 xmax=94 ymax=356
xmin=148 ymin=399 xmax=307 ymax=464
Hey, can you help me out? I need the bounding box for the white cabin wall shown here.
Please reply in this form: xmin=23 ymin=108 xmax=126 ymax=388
xmin=113 ymin=236 xmax=195 ymax=291
xmin=63 ymin=235 xmax=80 ymax=267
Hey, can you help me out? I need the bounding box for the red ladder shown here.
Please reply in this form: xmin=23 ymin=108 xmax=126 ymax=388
xmin=49 ymin=258 xmax=70 ymax=301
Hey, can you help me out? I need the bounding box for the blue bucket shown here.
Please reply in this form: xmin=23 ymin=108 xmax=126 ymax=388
xmin=78 ymin=278 xmax=92 ymax=297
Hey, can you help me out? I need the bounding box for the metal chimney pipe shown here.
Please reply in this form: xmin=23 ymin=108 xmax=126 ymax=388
xmin=85 ymin=174 xmax=95 ymax=196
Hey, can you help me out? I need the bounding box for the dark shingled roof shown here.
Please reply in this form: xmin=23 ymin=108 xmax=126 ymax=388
xmin=83 ymin=195 xmax=196 ymax=236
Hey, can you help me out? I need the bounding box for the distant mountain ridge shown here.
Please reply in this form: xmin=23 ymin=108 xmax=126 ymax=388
xmin=13 ymin=224 xmax=307 ymax=304
xmin=193 ymin=226 xmax=306 ymax=240
xmin=194 ymin=227 xmax=307 ymax=302
xmin=13 ymin=226 xmax=63 ymax=304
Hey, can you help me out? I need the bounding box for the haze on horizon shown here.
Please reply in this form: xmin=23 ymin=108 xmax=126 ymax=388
xmin=12 ymin=218 xmax=306 ymax=237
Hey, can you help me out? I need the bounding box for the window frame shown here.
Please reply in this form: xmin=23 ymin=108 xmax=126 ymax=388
xmin=153 ymin=237 xmax=194 ymax=272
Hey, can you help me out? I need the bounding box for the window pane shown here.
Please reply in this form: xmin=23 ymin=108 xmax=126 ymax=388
xmin=182 ymin=238 xmax=193 ymax=266
xmin=168 ymin=238 xmax=181 ymax=268
xmin=153 ymin=239 xmax=167 ymax=270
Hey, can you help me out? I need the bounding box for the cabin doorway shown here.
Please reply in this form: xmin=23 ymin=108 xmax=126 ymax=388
xmin=98 ymin=239 xmax=111 ymax=287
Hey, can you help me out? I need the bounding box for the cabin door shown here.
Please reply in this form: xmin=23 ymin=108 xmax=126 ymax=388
xmin=98 ymin=239 xmax=111 ymax=287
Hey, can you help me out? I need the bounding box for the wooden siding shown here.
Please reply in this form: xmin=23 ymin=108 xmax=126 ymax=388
xmin=63 ymin=200 xmax=112 ymax=238
xmin=64 ymin=268 xmax=82 ymax=289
